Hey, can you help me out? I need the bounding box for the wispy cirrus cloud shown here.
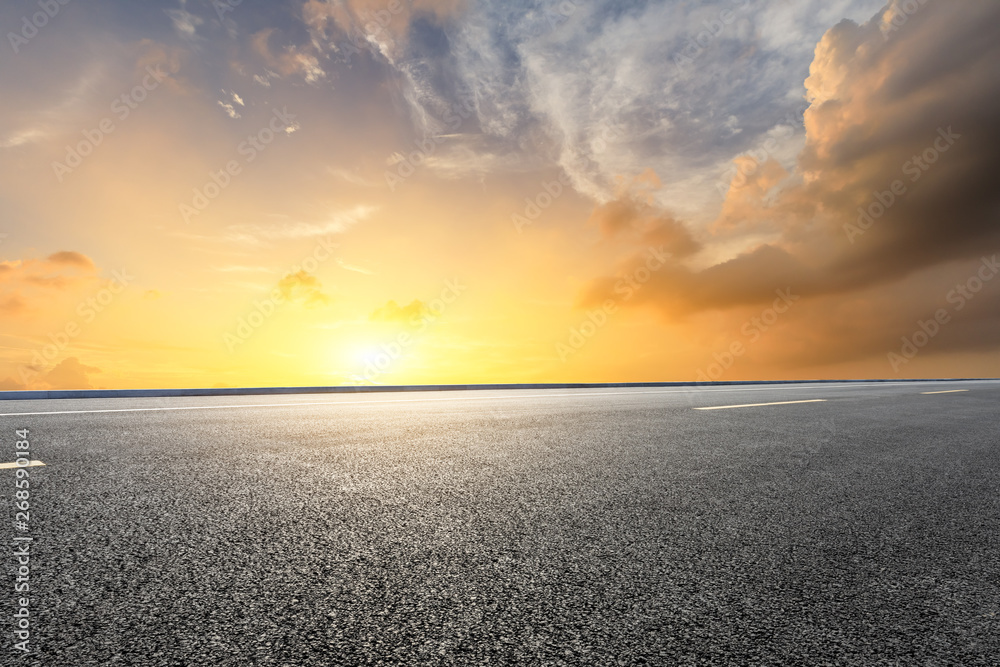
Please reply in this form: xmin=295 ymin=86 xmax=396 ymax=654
xmin=225 ymin=205 xmax=377 ymax=243
xmin=307 ymin=0 xmax=885 ymax=214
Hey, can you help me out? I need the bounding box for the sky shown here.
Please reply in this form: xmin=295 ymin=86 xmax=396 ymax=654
xmin=1 ymin=0 xmax=999 ymax=390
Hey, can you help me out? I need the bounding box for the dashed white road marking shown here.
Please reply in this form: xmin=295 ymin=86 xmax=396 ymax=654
xmin=0 ymin=460 xmax=45 ymax=470
xmin=694 ymin=399 xmax=828 ymax=411
xmin=921 ymin=390 xmax=970 ymax=395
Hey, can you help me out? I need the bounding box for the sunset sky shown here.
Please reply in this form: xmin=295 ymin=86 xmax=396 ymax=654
xmin=1 ymin=0 xmax=998 ymax=390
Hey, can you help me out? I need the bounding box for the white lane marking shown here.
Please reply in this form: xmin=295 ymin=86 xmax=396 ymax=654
xmin=921 ymin=390 xmax=970 ymax=395
xmin=0 ymin=382 xmax=983 ymax=418
xmin=694 ymin=399 xmax=828 ymax=411
xmin=0 ymin=461 xmax=45 ymax=470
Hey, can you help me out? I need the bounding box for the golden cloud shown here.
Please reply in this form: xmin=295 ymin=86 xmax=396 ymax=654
xmin=0 ymin=251 xmax=100 ymax=318
xmin=370 ymin=299 xmax=430 ymax=324
xmin=277 ymin=270 xmax=331 ymax=307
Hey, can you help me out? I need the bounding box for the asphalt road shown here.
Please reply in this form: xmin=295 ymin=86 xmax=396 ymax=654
xmin=1 ymin=381 xmax=999 ymax=666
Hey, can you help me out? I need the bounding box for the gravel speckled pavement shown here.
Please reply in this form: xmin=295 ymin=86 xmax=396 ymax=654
xmin=1 ymin=381 xmax=998 ymax=665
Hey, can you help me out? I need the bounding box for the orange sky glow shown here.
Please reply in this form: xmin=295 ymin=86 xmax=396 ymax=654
xmin=1 ymin=0 xmax=999 ymax=390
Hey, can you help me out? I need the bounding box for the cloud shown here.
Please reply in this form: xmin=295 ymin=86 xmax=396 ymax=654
xmin=277 ymin=271 xmax=331 ymax=307
xmin=166 ymin=7 xmax=203 ymax=39
xmin=47 ymin=251 xmax=96 ymax=269
xmin=579 ymin=0 xmax=1000 ymax=363
xmin=250 ymin=29 xmax=327 ymax=83
xmin=329 ymin=167 xmax=380 ymax=187
xmin=0 ymin=251 xmax=98 ymax=289
xmin=0 ymin=295 xmax=27 ymax=316
xmin=218 ymin=101 xmax=241 ymax=119
xmin=225 ymin=206 xmax=375 ymax=243
xmin=324 ymin=0 xmax=884 ymax=209
xmin=212 ymin=265 xmax=274 ymax=274
xmin=336 ymin=259 xmax=374 ymax=275
xmin=0 ymin=39 xmax=188 ymax=170
xmin=0 ymin=251 xmax=100 ymax=319
xmin=303 ymin=0 xmax=468 ymax=60
xmin=8 ymin=357 xmax=104 ymax=391
xmin=39 ymin=357 xmax=102 ymax=390
xmin=0 ymin=377 xmax=24 ymax=391
xmin=370 ymin=299 xmax=430 ymax=324
xmin=0 ymin=128 xmax=47 ymax=149
xmin=588 ymin=174 xmax=701 ymax=258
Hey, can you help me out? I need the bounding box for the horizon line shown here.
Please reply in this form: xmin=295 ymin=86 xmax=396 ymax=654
xmin=1 ymin=378 xmax=996 ymax=402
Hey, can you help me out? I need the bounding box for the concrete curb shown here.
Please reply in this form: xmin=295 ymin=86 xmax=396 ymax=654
xmin=0 ymin=378 xmax=992 ymax=401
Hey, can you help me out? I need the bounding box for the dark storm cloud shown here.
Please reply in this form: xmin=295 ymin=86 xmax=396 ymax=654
xmin=584 ymin=0 xmax=1000 ymax=316
xmin=576 ymin=0 xmax=1000 ymax=368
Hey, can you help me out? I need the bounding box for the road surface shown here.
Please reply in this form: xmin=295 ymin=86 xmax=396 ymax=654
xmin=1 ymin=381 xmax=998 ymax=665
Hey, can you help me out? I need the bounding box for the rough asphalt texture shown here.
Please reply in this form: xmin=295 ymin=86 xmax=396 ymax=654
xmin=1 ymin=382 xmax=998 ymax=665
